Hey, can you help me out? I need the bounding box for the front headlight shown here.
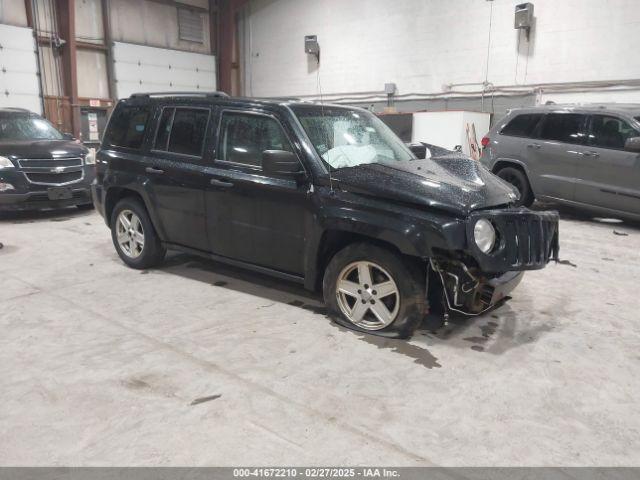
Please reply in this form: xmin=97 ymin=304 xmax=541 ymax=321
xmin=0 ymin=156 xmax=15 ymax=169
xmin=84 ymin=148 xmax=96 ymax=165
xmin=474 ymin=218 xmax=496 ymax=254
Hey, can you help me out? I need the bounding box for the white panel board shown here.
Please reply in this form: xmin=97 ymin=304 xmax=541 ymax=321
xmin=412 ymin=111 xmax=491 ymax=157
xmin=0 ymin=24 xmax=41 ymax=113
xmin=112 ymin=42 xmax=216 ymax=99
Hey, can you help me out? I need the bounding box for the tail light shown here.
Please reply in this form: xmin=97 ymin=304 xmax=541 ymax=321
xmin=481 ymin=136 xmax=490 ymax=148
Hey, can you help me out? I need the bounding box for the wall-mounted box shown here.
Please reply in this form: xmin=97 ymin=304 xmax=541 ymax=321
xmin=515 ymin=2 xmax=534 ymax=29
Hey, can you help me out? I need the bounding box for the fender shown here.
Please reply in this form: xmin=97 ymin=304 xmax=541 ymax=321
xmin=103 ymin=172 xmax=169 ymax=242
xmin=302 ymin=188 xmax=467 ymax=290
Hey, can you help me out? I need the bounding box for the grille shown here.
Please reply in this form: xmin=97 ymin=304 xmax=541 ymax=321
xmin=18 ymin=157 xmax=83 ymax=168
xmin=468 ymin=209 xmax=560 ymax=272
xmin=25 ymin=171 xmax=83 ymax=185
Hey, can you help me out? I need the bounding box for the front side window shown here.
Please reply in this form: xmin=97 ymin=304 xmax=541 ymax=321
xmin=104 ymin=105 xmax=150 ymax=149
xmin=588 ymin=115 xmax=639 ymax=150
xmin=291 ymin=106 xmax=413 ymax=171
xmin=218 ymin=112 xmax=292 ymax=167
xmin=0 ymin=115 xmax=64 ymax=142
xmin=538 ymin=113 xmax=586 ymax=144
xmin=500 ymin=113 xmax=544 ymax=138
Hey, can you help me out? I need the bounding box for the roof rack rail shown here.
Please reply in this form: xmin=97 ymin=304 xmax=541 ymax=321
xmin=129 ymin=91 xmax=230 ymax=99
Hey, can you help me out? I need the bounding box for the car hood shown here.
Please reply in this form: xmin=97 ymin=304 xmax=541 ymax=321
xmin=0 ymin=140 xmax=87 ymax=159
xmin=331 ymin=148 xmax=517 ymax=216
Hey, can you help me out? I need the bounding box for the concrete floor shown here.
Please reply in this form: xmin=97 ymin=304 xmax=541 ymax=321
xmin=1 ymin=206 xmax=639 ymax=466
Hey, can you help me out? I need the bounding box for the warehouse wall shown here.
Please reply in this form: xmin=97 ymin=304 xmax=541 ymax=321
xmin=0 ymin=0 xmax=27 ymax=26
xmin=241 ymin=0 xmax=640 ymax=106
xmin=110 ymin=0 xmax=212 ymax=55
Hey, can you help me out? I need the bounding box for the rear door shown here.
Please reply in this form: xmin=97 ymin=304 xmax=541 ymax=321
xmin=527 ymin=112 xmax=588 ymax=201
xmin=145 ymin=105 xmax=212 ymax=251
xmin=575 ymin=114 xmax=640 ymax=215
xmin=204 ymin=109 xmax=309 ymax=275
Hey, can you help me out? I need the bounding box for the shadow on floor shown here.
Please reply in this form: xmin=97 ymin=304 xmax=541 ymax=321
xmin=0 ymin=206 xmax=94 ymax=224
xmin=159 ymin=252 xmax=556 ymax=370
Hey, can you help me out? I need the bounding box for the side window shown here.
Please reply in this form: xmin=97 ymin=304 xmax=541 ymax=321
xmin=218 ymin=112 xmax=293 ymax=167
xmin=589 ymin=115 xmax=639 ymax=150
xmin=104 ymin=105 xmax=151 ymax=149
xmin=168 ymin=108 xmax=210 ymax=156
xmin=539 ymin=113 xmax=586 ymax=144
xmin=500 ymin=114 xmax=544 ymax=138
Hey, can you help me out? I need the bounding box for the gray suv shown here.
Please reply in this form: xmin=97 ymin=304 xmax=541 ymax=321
xmin=480 ymin=104 xmax=640 ymax=220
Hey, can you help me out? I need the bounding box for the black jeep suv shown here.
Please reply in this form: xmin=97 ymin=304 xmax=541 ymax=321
xmin=93 ymin=92 xmax=559 ymax=338
xmin=0 ymin=108 xmax=94 ymax=211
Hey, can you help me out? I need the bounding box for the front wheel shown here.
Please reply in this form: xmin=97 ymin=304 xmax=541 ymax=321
xmin=323 ymin=243 xmax=427 ymax=338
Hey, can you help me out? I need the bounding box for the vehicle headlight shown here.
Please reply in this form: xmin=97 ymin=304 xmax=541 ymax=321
xmin=473 ymin=218 xmax=496 ymax=254
xmin=84 ymin=148 xmax=96 ymax=165
xmin=0 ymin=156 xmax=15 ymax=169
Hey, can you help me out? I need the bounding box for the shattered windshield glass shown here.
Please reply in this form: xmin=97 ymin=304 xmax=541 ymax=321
xmin=292 ymin=106 xmax=414 ymax=170
xmin=0 ymin=115 xmax=64 ymax=141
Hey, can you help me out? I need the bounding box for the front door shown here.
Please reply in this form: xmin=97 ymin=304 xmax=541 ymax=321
xmin=145 ymin=106 xmax=212 ymax=251
xmin=574 ymin=114 xmax=640 ymax=216
xmin=528 ymin=112 xmax=588 ymax=201
xmin=204 ymin=110 xmax=309 ymax=275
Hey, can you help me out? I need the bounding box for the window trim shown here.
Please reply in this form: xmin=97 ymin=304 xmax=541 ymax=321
xmin=215 ymin=108 xmax=300 ymax=171
xmin=103 ymin=104 xmax=152 ymax=151
xmin=150 ymin=105 xmax=211 ymax=159
xmin=586 ymin=113 xmax=640 ymax=153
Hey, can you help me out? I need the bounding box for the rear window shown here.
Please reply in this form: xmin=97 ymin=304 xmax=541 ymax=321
xmin=153 ymin=107 xmax=210 ymax=157
xmin=500 ymin=114 xmax=544 ymax=138
xmin=104 ymin=105 xmax=150 ymax=149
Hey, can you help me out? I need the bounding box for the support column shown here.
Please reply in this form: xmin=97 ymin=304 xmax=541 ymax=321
xmin=56 ymin=0 xmax=81 ymax=138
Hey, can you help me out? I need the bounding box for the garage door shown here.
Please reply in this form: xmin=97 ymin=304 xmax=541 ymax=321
xmin=112 ymin=42 xmax=216 ymax=99
xmin=0 ymin=24 xmax=41 ymax=113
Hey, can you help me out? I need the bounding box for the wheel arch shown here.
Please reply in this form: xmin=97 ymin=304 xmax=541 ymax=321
xmin=104 ymin=187 xmax=166 ymax=241
xmin=307 ymin=228 xmax=426 ymax=292
xmin=492 ymin=159 xmax=537 ymax=197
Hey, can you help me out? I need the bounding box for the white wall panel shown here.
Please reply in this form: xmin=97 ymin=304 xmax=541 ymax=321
xmin=243 ymin=0 xmax=640 ymax=103
xmin=0 ymin=0 xmax=27 ymax=26
xmin=0 ymin=24 xmax=41 ymax=113
xmin=112 ymin=42 xmax=216 ymax=99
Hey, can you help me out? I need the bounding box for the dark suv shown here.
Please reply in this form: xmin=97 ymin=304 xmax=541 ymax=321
xmin=0 ymin=108 xmax=94 ymax=211
xmin=93 ymin=92 xmax=560 ymax=338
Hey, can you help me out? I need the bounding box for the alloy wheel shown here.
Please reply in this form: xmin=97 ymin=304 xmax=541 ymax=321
xmin=336 ymin=261 xmax=400 ymax=330
xmin=116 ymin=209 xmax=145 ymax=258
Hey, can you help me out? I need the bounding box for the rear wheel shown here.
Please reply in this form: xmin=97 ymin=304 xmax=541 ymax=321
xmin=110 ymin=197 xmax=166 ymax=269
xmin=496 ymin=166 xmax=534 ymax=207
xmin=323 ymin=243 xmax=426 ymax=338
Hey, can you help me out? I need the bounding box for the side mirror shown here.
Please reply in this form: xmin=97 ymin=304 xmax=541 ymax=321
xmin=624 ymin=137 xmax=640 ymax=153
xmin=262 ymin=150 xmax=303 ymax=176
xmin=62 ymin=132 xmax=76 ymax=141
xmin=407 ymin=142 xmax=426 ymax=159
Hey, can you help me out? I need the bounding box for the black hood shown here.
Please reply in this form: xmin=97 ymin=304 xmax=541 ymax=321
xmin=0 ymin=140 xmax=88 ymax=160
xmin=331 ymin=148 xmax=517 ymax=216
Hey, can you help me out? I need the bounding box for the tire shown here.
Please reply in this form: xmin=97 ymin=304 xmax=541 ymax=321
xmin=110 ymin=197 xmax=166 ymax=269
xmin=323 ymin=243 xmax=427 ymax=338
xmin=496 ymin=166 xmax=534 ymax=207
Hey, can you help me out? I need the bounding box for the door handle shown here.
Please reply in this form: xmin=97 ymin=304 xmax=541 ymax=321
xmin=145 ymin=167 xmax=164 ymax=174
xmin=210 ymin=178 xmax=234 ymax=188
xmin=526 ymin=143 xmax=541 ymax=149
xmin=583 ymin=151 xmax=600 ymax=158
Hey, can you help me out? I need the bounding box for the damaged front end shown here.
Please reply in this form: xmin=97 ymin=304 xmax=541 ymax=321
xmin=428 ymin=208 xmax=560 ymax=319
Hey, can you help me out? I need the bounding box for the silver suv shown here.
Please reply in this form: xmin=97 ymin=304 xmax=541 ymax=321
xmin=480 ymin=104 xmax=640 ymax=220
